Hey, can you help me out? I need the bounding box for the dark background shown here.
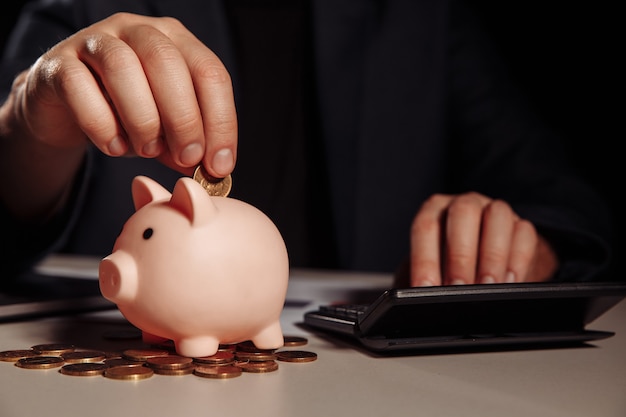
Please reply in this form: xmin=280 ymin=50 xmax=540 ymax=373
xmin=1 ymin=1 xmax=622 ymax=280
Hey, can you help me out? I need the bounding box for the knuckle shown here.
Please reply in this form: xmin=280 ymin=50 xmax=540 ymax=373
xmin=411 ymin=211 xmax=439 ymax=236
xmin=516 ymin=218 xmax=537 ymax=236
xmin=422 ymin=193 xmax=449 ymax=209
xmin=167 ymin=114 xmax=201 ymax=139
xmin=447 ymin=194 xmax=482 ymax=217
xmin=480 ymin=247 xmax=508 ymax=265
xmin=447 ymin=251 xmax=475 ymax=271
xmin=156 ymin=15 xmax=185 ymax=29
xmin=486 ymin=198 xmax=510 ymax=213
xmin=206 ymin=112 xmax=237 ymax=137
xmin=193 ymin=59 xmax=232 ymax=86
xmin=93 ymin=41 xmax=136 ymax=72
xmin=128 ymin=115 xmax=161 ymax=139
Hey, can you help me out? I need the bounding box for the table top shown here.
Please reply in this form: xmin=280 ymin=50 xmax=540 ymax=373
xmin=1 ymin=267 xmax=624 ymax=417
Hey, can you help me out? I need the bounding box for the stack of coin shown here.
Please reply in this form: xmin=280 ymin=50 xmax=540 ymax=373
xmin=145 ymin=355 xmax=195 ymax=376
xmin=233 ymin=341 xmax=279 ymax=373
xmin=0 ymin=334 xmax=317 ymax=381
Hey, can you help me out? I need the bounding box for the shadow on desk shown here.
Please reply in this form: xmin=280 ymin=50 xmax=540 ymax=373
xmin=298 ymin=322 xmax=602 ymax=358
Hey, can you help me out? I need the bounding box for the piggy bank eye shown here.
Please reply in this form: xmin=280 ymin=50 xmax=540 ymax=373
xmin=143 ymin=228 xmax=154 ymax=240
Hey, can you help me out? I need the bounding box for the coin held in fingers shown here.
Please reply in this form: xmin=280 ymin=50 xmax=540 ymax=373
xmin=193 ymin=165 xmax=232 ymax=197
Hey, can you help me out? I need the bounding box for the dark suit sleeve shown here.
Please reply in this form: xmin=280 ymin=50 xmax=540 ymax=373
xmin=445 ymin=0 xmax=612 ymax=281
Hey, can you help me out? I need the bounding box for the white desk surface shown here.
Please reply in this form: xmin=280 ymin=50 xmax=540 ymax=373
xmin=1 ymin=267 xmax=624 ymax=417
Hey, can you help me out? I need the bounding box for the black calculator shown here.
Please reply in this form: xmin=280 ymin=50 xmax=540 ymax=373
xmin=303 ymin=281 xmax=626 ymax=353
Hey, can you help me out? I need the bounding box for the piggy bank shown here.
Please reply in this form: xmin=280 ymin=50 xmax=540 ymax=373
xmin=99 ymin=175 xmax=289 ymax=358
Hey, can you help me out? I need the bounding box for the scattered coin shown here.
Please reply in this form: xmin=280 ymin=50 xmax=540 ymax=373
xmin=146 ymin=355 xmax=194 ymax=370
xmin=31 ymin=343 xmax=75 ymax=355
xmin=193 ymin=165 xmax=232 ymax=197
xmin=0 ymin=350 xmax=39 ymax=362
xmin=276 ymin=350 xmax=317 ymax=363
xmin=238 ymin=360 xmax=279 ymax=373
xmin=104 ymin=358 xmax=144 ymax=367
xmin=193 ymin=351 xmax=235 ymax=365
xmin=152 ymin=366 xmax=196 ymax=376
xmin=122 ymin=348 xmax=170 ymax=362
xmin=62 ymin=350 xmax=107 ymax=364
xmin=4 ymin=337 xmax=318 ymax=381
xmin=60 ymin=363 xmax=108 ymax=377
xmin=193 ymin=365 xmax=242 ymax=379
xmin=283 ymin=336 xmax=308 ymax=347
xmin=104 ymin=365 xmax=154 ymax=381
xmin=16 ymin=356 xmax=64 ymax=370
xmin=235 ymin=350 xmax=277 ymax=362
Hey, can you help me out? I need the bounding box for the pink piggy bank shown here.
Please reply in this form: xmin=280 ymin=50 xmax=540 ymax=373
xmin=99 ymin=175 xmax=289 ymax=358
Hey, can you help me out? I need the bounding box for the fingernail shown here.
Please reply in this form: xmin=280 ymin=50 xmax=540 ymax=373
xmin=180 ymin=143 xmax=203 ymax=166
xmin=142 ymin=139 xmax=162 ymax=157
xmin=108 ymin=136 xmax=126 ymax=156
xmin=451 ymin=279 xmax=465 ymax=286
xmin=212 ymin=148 xmax=234 ymax=177
xmin=482 ymin=275 xmax=496 ymax=284
xmin=505 ymin=271 xmax=516 ymax=283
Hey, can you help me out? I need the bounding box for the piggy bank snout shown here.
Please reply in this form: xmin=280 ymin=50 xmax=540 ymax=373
xmin=99 ymin=251 xmax=138 ymax=303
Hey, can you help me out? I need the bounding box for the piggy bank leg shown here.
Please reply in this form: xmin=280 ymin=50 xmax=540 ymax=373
xmin=142 ymin=332 xmax=170 ymax=345
xmin=251 ymin=321 xmax=284 ymax=350
xmin=176 ymin=336 xmax=220 ymax=358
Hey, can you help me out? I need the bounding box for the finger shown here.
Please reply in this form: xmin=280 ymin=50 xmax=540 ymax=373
xmin=32 ymin=53 xmax=128 ymax=155
xmin=169 ymin=21 xmax=238 ymax=177
xmin=77 ymin=32 xmax=161 ymax=157
xmin=443 ymin=193 xmax=489 ymax=285
xmin=507 ymin=219 xmax=538 ymax=283
xmin=121 ymin=23 xmax=207 ymax=165
xmin=410 ymin=194 xmax=452 ymax=287
xmin=476 ymin=200 xmax=515 ymax=284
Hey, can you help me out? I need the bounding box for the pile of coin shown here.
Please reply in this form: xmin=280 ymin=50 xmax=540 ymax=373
xmin=0 ymin=335 xmax=316 ymax=381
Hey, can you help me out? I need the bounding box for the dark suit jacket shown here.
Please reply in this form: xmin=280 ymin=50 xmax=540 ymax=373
xmin=0 ymin=0 xmax=612 ymax=280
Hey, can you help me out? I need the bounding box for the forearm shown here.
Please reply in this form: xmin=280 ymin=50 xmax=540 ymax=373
xmin=0 ymin=70 xmax=86 ymax=223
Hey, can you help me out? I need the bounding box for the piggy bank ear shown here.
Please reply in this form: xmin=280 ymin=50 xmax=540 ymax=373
xmin=170 ymin=177 xmax=217 ymax=227
xmin=131 ymin=176 xmax=172 ymax=211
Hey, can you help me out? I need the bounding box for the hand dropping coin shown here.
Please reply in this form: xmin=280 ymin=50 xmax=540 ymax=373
xmin=192 ymin=165 xmax=232 ymax=197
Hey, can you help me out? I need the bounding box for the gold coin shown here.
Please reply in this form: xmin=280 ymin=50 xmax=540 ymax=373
xmin=238 ymin=360 xmax=279 ymax=373
xmin=62 ymin=350 xmax=107 ymax=364
xmin=122 ymin=348 xmax=170 ymax=362
xmin=283 ymin=336 xmax=308 ymax=347
xmin=104 ymin=358 xmax=145 ymax=367
xmin=60 ymin=363 xmax=108 ymax=377
xmin=104 ymin=365 xmax=154 ymax=381
xmin=235 ymin=351 xmax=277 ymax=362
xmin=193 ymin=351 xmax=235 ymax=365
xmin=31 ymin=343 xmax=75 ymax=355
xmin=192 ymin=165 xmax=232 ymax=197
xmin=275 ymin=350 xmax=317 ymax=363
xmin=146 ymin=355 xmax=194 ymax=370
xmin=0 ymin=350 xmax=39 ymax=362
xmin=152 ymin=366 xmax=196 ymax=376
xmin=193 ymin=365 xmax=242 ymax=379
xmin=16 ymin=356 xmax=64 ymax=369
